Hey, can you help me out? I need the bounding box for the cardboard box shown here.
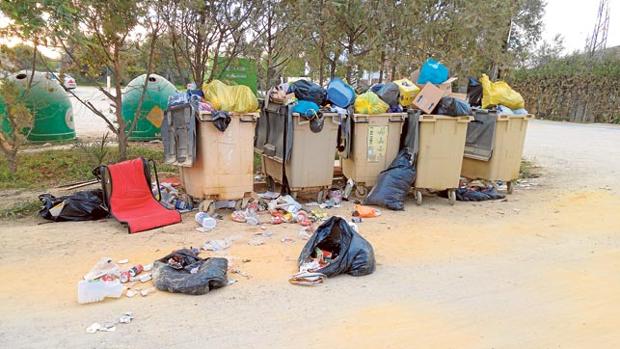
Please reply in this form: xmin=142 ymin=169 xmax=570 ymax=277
xmin=411 ymin=69 xmax=457 ymax=95
xmin=412 ymin=83 xmax=444 ymax=114
xmin=449 ymin=92 xmax=467 ymax=101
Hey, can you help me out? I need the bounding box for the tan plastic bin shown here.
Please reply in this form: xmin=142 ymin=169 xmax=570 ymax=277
xmin=263 ymin=113 xmax=339 ymax=200
xmin=414 ymin=114 xmax=472 ymax=205
xmin=180 ymin=112 xmax=258 ymax=206
xmin=340 ymin=113 xmax=406 ymax=197
xmin=461 ymin=114 xmax=533 ymax=194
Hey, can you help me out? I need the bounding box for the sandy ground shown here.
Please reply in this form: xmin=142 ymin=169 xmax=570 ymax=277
xmin=1 ymin=119 xmax=620 ymax=348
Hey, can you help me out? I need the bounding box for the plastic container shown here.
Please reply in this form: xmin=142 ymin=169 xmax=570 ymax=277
xmin=195 ymin=212 xmax=217 ymax=231
xmin=461 ymin=113 xmax=533 ymax=194
xmin=414 ymin=114 xmax=472 ymax=205
xmin=260 ymin=104 xmax=339 ymax=201
xmin=121 ymin=74 xmax=177 ymax=141
xmin=326 ymin=78 xmax=355 ymax=108
xmin=77 ymin=279 xmax=123 ymax=304
xmin=180 ymin=112 xmax=259 ymax=207
xmin=340 ymin=113 xmax=406 ymax=198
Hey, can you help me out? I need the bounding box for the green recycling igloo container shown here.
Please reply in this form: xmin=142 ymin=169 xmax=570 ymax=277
xmin=9 ymin=71 xmax=75 ymax=142
xmin=121 ymin=74 xmax=177 ymax=141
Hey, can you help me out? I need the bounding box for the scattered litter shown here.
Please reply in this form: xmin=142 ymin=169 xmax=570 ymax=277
xmin=195 ymin=212 xmax=217 ymax=232
xmin=202 ymin=239 xmax=233 ymax=251
xmin=248 ymin=236 xmax=265 ymax=246
xmin=126 ymin=289 xmax=138 ymax=298
xmin=281 ymin=236 xmax=295 ymax=244
xmin=117 ymin=259 xmax=129 ymax=264
xmin=352 ymin=216 xmax=362 ymax=223
xmin=143 ymin=263 xmax=153 ymax=272
xmin=230 ymin=268 xmax=251 ymax=279
xmin=138 ymin=273 xmax=152 ymax=283
xmin=140 ymin=287 xmax=156 ymax=297
xmin=86 ymin=322 xmax=115 ymax=334
xmin=354 ymin=205 xmax=382 ymax=218
xmin=119 ymin=312 xmax=133 ymax=324
xmin=227 ymin=279 xmax=238 ymax=286
xmin=289 ymin=271 xmax=326 ymax=286
xmin=258 ymin=191 xmax=280 ymax=200
xmin=242 ymin=259 xmax=252 ymax=263
xmin=256 ymin=231 xmax=273 ymax=238
xmin=298 ymin=228 xmax=312 ymax=240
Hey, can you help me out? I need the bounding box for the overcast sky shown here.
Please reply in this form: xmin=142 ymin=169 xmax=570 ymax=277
xmin=543 ymin=0 xmax=620 ymax=53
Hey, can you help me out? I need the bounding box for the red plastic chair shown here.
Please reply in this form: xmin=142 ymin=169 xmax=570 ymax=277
xmin=97 ymin=157 xmax=181 ymax=234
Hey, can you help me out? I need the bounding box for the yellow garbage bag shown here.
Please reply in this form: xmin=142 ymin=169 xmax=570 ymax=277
xmin=480 ymin=74 xmax=524 ymax=110
xmin=203 ymin=79 xmax=258 ymax=113
xmin=354 ymin=91 xmax=389 ymax=114
xmin=393 ymin=78 xmax=420 ymax=106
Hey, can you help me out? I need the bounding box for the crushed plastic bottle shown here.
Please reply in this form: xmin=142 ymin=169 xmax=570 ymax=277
xmin=83 ymin=257 xmax=120 ymax=281
xmin=77 ymin=279 xmax=123 ymax=304
xmin=195 ymin=212 xmax=217 ymax=231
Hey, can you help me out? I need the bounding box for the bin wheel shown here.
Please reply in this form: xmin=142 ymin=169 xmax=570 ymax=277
xmin=415 ymin=190 xmax=423 ymax=206
xmin=507 ymin=181 xmax=514 ymax=194
xmin=266 ymin=176 xmax=275 ymax=192
xmin=448 ymin=189 xmax=456 ymax=205
xmin=291 ymin=191 xmax=298 ymax=199
xmin=354 ymin=185 xmax=368 ymax=199
xmin=234 ymin=199 xmax=243 ymax=211
xmin=317 ymin=190 xmax=326 ymax=204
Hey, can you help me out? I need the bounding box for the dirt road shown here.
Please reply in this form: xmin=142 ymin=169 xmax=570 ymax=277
xmin=1 ymin=119 xmax=619 ymax=348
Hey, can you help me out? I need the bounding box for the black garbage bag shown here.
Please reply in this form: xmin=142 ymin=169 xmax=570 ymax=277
xmin=298 ymin=216 xmax=375 ymax=277
xmin=434 ymin=96 xmax=472 ymax=116
xmin=376 ymin=82 xmax=400 ymax=108
xmin=38 ymin=189 xmax=108 ymax=222
xmin=467 ymin=77 xmax=482 ymax=107
xmin=288 ymin=79 xmax=326 ymax=106
xmin=152 ymin=248 xmax=228 ymax=295
xmin=212 ymin=111 xmax=231 ymax=132
xmin=364 ymin=149 xmax=416 ymax=210
xmin=440 ymin=186 xmax=505 ymax=201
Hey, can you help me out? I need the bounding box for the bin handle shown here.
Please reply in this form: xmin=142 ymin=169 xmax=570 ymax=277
xmin=420 ymin=114 xmax=437 ymax=122
xmin=240 ymin=114 xmax=258 ymax=123
xmin=389 ymin=113 xmax=406 ymax=123
xmin=353 ymin=114 xmax=369 ymax=123
xmin=457 ymin=116 xmax=472 ymax=123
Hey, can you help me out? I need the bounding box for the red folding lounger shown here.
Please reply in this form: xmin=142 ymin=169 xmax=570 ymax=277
xmin=96 ymin=157 xmax=182 ymax=233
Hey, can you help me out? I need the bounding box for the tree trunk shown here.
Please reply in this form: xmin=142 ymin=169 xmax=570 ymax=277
xmin=379 ymin=50 xmax=385 ymax=82
xmin=113 ymin=44 xmax=128 ymax=161
xmin=7 ymin=152 xmax=17 ymax=174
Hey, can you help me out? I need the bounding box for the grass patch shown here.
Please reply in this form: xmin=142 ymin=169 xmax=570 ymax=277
xmin=0 ymin=143 xmax=177 ymax=190
xmin=520 ymin=159 xmax=541 ymax=179
xmin=0 ymin=199 xmax=41 ymax=219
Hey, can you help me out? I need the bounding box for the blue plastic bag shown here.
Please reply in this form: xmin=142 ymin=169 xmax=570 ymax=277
xmin=327 ymin=78 xmax=356 ymax=108
xmin=417 ymin=58 xmax=449 ymax=85
xmin=292 ymin=100 xmax=320 ymax=118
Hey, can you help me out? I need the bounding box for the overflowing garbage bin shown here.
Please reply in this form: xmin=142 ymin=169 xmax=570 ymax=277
xmin=181 ymin=111 xmax=258 ymax=205
xmin=461 ymin=110 xmax=533 ymax=193
xmin=413 ymin=114 xmax=472 ymax=205
xmin=339 ymin=112 xmax=406 ymax=197
xmin=259 ymin=103 xmax=339 ymax=201
xmin=163 ymin=100 xmax=258 ymax=210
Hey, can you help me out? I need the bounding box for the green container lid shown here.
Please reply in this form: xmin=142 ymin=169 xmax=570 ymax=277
xmin=121 ymin=74 xmax=177 ymax=141
xmin=8 ymin=71 xmax=75 ymax=142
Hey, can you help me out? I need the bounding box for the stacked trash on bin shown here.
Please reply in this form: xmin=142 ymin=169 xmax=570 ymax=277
xmin=162 ymin=80 xmax=259 ymax=212
xmin=256 ymin=79 xmax=348 ymax=202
